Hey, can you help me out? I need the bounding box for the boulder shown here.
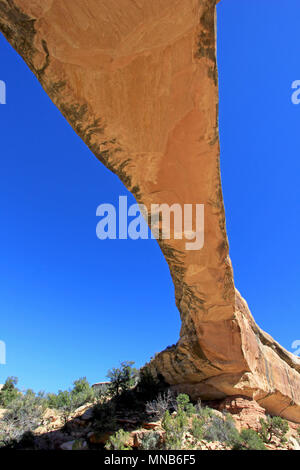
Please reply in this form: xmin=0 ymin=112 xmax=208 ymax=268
xmin=217 ymin=396 xmax=267 ymax=431
xmin=80 ymin=408 xmax=94 ymax=421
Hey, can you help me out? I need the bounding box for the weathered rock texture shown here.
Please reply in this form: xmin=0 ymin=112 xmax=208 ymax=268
xmin=1 ymin=0 xmax=299 ymax=422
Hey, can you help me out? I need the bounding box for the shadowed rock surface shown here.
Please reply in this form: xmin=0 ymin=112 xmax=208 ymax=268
xmin=0 ymin=0 xmax=299 ymax=422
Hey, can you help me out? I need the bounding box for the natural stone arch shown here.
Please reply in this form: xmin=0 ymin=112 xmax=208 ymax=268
xmin=0 ymin=0 xmax=299 ymax=422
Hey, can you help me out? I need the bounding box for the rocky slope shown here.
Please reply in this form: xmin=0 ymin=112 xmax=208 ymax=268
xmin=0 ymin=0 xmax=299 ymax=422
xmin=3 ymin=396 xmax=299 ymax=450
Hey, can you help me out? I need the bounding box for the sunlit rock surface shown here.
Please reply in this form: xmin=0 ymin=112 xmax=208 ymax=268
xmin=0 ymin=0 xmax=299 ymax=422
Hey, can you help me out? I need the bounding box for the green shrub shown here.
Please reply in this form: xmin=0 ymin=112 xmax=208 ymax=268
xmin=47 ymin=389 xmax=70 ymax=410
xmin=140 ymin=431 xmax=161 ymax=450
xmin=0 ymin=389 xmax=46 ymax=448
xmin=93 ymin=400 xmax=117 ymax=432
xmin=115 ymin=388 xmax=139 ymax=410
xmin=93 ymin=384 xmax=110 ymax=403
xmin=105 ymin=429 xmax=132 ymax=450
xmin=259 ymin=416 xmax=289 ymax=444
xmin=48 ymin=390 xmax=76 ymax=424
xmin=191 ymin=416 xmax=205 ymax=441
xmin=0 ymin=377 xmax=20 ymax=407
xmin=233 ymin=429 xmax=266 ymax=450
xmin=47 ymin=377 xmax=95 ymax=423
xmin=196 ymin=405 xmax=215 ymax=423
xmin=107 ymin=361 xmax=138 ymax=397
xmin=71 ymin=377 xmax=95 ymax=404
xmin=176 ymin=394 xmax=195 ymax=417
xmin=162 ymin=408 xmax=189 ymax=450
xmin=204 ymin=414 xmax=240 ymax=447
xmin=137 ymin=369 xmax=162 ymax=400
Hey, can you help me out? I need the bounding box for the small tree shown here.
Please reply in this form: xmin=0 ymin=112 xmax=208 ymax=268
xmin=0 ymin=377 xmax=20 ymax=407
xmin=71 ymin=377 xmax=95 ymax=405
xmin=162 ymin=407 xmax=189 ymax=450
xmin=137 ymin=369 xmax=161 ymax=400
xmin=107 ymin=361 xmax=138 ymax=397
xmin=233 ymin=429 xmax=266 ymax=450
xmin=47 ymin=390 xmax=75 ymax=425
xmin=175 ymin=394 xmax=195 ymax=417
xmin=47 ymin=377 xmax=95 ymax=424
xmin=259 ymin=416 xmax=289 ymax=444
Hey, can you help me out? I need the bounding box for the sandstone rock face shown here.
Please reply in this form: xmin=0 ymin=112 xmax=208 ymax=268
xmin=1 ymin=0 xmax=299 ymax=422
xmin=216 ymin=396 xmax=267 ymax=431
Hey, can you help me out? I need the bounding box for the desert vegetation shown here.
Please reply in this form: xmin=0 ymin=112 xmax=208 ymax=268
xmin=0 ymin=363 xmax=299 ymax=450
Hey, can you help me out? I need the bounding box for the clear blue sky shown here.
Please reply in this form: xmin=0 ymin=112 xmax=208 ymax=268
xmin=0 ymin=0 xmax=299 ymax=393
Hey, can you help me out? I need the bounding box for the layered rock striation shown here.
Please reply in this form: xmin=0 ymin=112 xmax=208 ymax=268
xmin=0 ymin=0 xmax=299 ymax=421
